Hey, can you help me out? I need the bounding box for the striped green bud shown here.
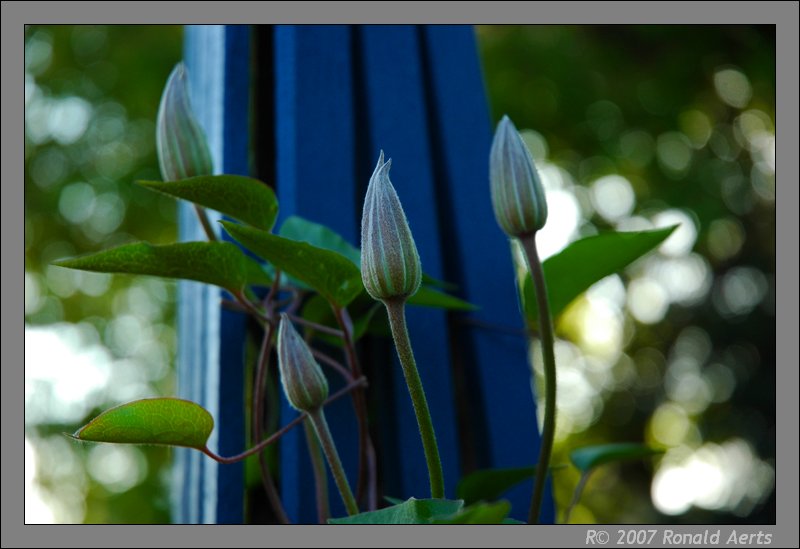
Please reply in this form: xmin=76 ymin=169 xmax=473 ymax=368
xmin=360 ymin=151 xmax=422 ymax=302
xmin=490 ymin=115 xmax=548 ymax=238
xmin=156 ymin=62 xmax=214 ymax=182
xmin=277 ymin=313 xmax=329 ymax=413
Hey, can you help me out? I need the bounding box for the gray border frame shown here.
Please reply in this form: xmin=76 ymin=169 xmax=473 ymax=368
xmin=5 ymin=2 xmax=796 ymax=547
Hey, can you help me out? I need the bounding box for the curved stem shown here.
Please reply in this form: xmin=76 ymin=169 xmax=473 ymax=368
xmin=520 ymin=233 xmax=557 ymax=524
xmin=332 ymin=306 xmax=378 ymax=511
xmin=252 ymin=321 xmax=290 ymax=524
xmin=383 ymin=299 xmax=445 ymax=499
xmin=308 ymin=409 xmax=359 ymax=516
xmin=201 ymin=376 xmax=367 ymax=465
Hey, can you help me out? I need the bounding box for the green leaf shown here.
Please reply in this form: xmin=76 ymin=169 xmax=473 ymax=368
xmin=138 ymin=175 xmax=279 ymax=232
xmin=328 ymin=498 xmax=464 ymax=525
xmin=522 ymin=226 xmax=678 ymax=324
xmin=280 ymin=215 xmax=360 ymax=264
xmin=409 ymin=286 xmax=479 ymax=311
xmin=54 ymin=241 xmax=264 ymax=293
xmin=570 ymin=443 xmax=664 ymax=473
xmin=432 ymin=500 xmax=512 ymax=524
xmin=221 ymin=221 xmax=363 ymax=307
xmin=69 ymin=398 xmax=214 ymax=450
xmin=457 ymin=466 xmax=537 ymax=505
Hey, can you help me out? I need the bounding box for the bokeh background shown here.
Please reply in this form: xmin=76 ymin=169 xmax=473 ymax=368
xmin=25 ymin=25 xmax=775 ymax=524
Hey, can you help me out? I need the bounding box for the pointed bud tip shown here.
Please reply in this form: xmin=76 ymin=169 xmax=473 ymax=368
xmin=277 ymin=315 xmax=329 ymax=412
xmin=489 ymin=116 xmax=548 ymax=238
xmin=361 ymin=154 xmax=422 ymax=302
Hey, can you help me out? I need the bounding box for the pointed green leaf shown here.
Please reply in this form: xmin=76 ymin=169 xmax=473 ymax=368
xmin=221 ymin=221 xmax=363 ymax=307
xmin=457 ymin=466 xmax=537 ymax=505
xmin=280 ymin=215 xmax=361 ymax=264
xmin=383 ymin=496 xmax=405 ymax=506
xmin=138 ymin=175 xmax=279 ymax=231
xmin=522 ymin=226 xmax=678 ymax=324
xmin=432 ymin=500 xmax=512 ymax=524
xmin=570 ymin=443 xmax=664 ymax=473
xmin=69 ymin=398 xmax=214 ymax=449
xmin=54 ymin=241 xmax=268 ymax=292
xmin=328 ymin=498 xmax=465 ymax=525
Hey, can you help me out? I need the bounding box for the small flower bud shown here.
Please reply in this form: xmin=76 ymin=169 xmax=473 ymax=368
xmin=156 ymin=62 xmax=214 ymax=182
xmin=490 ymin=115 xmax=548 ymax=238
xmin=277 ymin=313 xmax=329 ymax=413
xmin=360 ymin=151 xmax=422 ymax=302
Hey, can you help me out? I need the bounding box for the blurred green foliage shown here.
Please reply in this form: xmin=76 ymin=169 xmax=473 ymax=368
xmin=478 ymin=25 xmax=775 ymax=524
xmin=25 ymin=25 xmax=182 ymax=524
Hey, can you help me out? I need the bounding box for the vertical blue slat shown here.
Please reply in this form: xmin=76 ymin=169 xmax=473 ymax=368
xmin=357 ymin=25 xmax=461 ymax=500
xmin=420 ymin=25 xmax=554 ymax=523
xmin=274 ymin=25 xmax=359 ymax=524
xmin=175 ymin=25 xmax=250 ymax=524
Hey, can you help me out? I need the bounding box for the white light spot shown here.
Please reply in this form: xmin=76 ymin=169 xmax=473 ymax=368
xmin=713 ymin=68 xmax=752 ymax=109
xmin=87 ymin=445 xmax=148 ymax=493
xmin=656 ymin=132 xmax=693 ymax=177
xmin=591 ymin=175 xmax=635 ymax=222
xmin=536 ymin=189 xmax=581 ymax=259
xmin=653 ymin=209 xmax=697 ymax=256
xmin=627 ymin=278 xmax=669 ymax=324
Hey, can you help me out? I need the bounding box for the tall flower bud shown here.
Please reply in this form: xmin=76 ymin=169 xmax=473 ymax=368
xmin=277 ymin=314 xmax=329 ymax=413
xmin=156 ymin=62 xmax=214 ymax=181
xmin=360 ymin=152 xmax=422 ymax=302
xmin=490 ymin=115 xmax=548 ymax=238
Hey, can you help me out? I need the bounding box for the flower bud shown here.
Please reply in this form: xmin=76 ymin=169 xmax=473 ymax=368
xmin=277 ymin=313 xmax=329 ymax=413
xmin=360 ymin=151 xmax=422 ymax=302
xmin=156 ymin=62 xmax=214 ymax=182
xmin=490 ymin=115 xmax=548 ymax=238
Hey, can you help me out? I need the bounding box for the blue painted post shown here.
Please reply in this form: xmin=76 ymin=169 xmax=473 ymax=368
xmin=175 ymin=23 xmax=553 ymax=524
xmin=356 ymin=25 xmax=461 ymax=501
xmin=274 ymin=25 xmax=360 ymax=524
xmin=174 ymin=25 xmax=251 ymax=524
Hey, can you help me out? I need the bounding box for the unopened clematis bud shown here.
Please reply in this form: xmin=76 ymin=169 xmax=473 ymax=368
xmin=156 ymin=62 xmax=213 ymax=182
xmin=277 ymin=313 xmax=329 ymax=413
xmin=490 ymin=115 xmax=548 ymax=238
xmin=360 ymin=151 xmax=422 ymax=302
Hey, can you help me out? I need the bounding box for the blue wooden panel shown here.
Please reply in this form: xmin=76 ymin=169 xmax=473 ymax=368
xmin=357 ymin=25 xmax=461 ymax=501
xmin=274 ymin=25 xmax=360 ymax=524
xmin=175 ymin=25 xmax=251 ymax=524
xmin=420 ymin=26 xmax=554 ymax=523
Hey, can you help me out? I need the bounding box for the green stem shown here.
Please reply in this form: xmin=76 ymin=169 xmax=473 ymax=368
xmin=383 ymin=299 xmax=445 ymax=499
xmin=303 ymin=419 xmax=330 ymax=524
xmin=520 ymin=233 xmax=557 ymax=524
xmin=308 ymin=409 xmax=359 ymax=516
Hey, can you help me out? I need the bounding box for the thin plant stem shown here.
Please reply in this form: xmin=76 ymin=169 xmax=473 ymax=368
xmin=201 ymin=376 xmax=367 ymax=464
xmin=252 ymin=321 xmax=290 ymax=525
xmin=383 ymin=299 xmax=445 ymax=499
xmin=307 ymin=409 xmax=359 ymax=516
xmin=311 ymin=349 xmax=354 ymax=383
xmin=520 ymin=233 xmax=557 ymax=524
xmin=286 ymin=313 xmax=344 ymax=338
xmin=303 ymin=419 xmax=330 ymax=524
xmin=193 ymin=204 xmax=218 ymax=242
xmin=562 ymin=470 xmax=592 ymax=524
xmin=332 ymin=306 xmax=378 ymax=511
